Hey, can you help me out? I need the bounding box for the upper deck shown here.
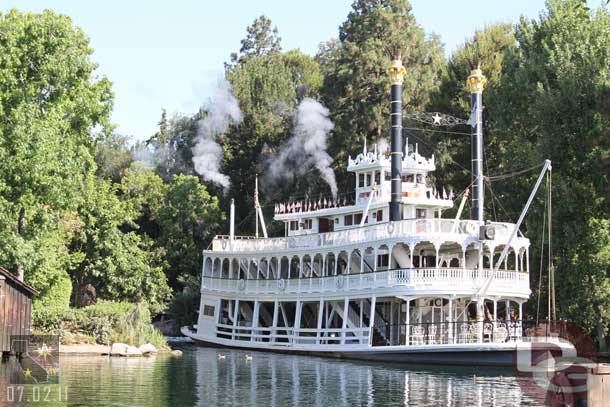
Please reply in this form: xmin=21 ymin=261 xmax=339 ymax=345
xmin=208 ymin=218 xmax=528 ymax=255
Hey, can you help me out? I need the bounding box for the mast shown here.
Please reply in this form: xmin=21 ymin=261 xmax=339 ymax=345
xmin=387 ymin=59 xmax=406 ymax=222
xmin=467 ymin=67 xmax=487 ymax=224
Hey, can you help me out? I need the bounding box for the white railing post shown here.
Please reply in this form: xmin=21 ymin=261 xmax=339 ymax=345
xmin=271 ymin=300 xmax=279 ymax=344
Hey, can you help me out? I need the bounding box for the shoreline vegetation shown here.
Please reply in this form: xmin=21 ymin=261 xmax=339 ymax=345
xmin=0 ymin=0 xmax=608 ymax=353
xmin=33 ymin=301 xmax=182 ymax=356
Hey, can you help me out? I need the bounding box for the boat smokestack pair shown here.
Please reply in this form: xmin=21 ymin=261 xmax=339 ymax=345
xmin=387 ymin=59 xmax=406 ymax=222
xmin=467 ymin=68 xmax=487 ymax=224
xmin=385 ymin=60 xmax=487 ymax=224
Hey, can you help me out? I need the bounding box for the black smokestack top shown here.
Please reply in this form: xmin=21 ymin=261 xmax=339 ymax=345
xmin=467 ymin=68 xmax=487 ymax=223
xmin=387 ymin=60 xmax=405 ymax=222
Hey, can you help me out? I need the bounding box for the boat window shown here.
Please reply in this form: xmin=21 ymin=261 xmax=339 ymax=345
xmin=374 ymin=171 xmax=381 ymax=185
xmin=358 ymin=173 xmax=365 ymax=188
xmin=203 ymin=305 xmax=215 ymax=318
xmin=354 ymin=213 xmax=367 ymax=224
xmin=385 ymin=172 xmax=391 ymax=181
xmin=301 ymin=219 xmax=313 ymax=230
xmin=416 ymin=209 xmax=426 ymax=219
xmin=376 ymin=209 xmax=383 ymax=222
xmin=416 ymin=174 xmax=424 ymax=184
xmin=290 ymin=220 xmax=299 ymax=231
xmin=377 ymin=254 xmax=389 ymax=268
xmin=344 ymin=215 xmax=353 ymax=226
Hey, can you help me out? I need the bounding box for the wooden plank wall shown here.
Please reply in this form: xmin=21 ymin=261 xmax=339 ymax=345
xmin=0 ymin=277 xmax=32 ymax=353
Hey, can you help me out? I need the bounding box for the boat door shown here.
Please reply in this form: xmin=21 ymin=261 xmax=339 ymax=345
xmin=318 ymin=218 xmax=334 ymax=233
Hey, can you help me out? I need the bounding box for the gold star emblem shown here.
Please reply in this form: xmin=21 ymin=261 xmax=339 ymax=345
xmin=36 ymin=343 xmax=53 ymax=360
xmin=24 ymin=368 xmax=32 ymax=377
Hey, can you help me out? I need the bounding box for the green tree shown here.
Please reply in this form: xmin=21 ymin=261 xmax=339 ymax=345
xmin=426 ymin=23 xmax=517 ymax=197
xmin=488 ymin=0 xmax=610 ymax=347
xmin=95 ymin=133 xmax=134 ymax=183
xmin=318 ymin=0 xmax=445 ymax=191
xmin=68 ymin=176 xmax=171 ymax=311
xmin=230 ymin=15 xmax=282 ymax=64
xmin=157 ymin=175 xmax=224 ymax=288
xmin=0 ymin=10 xmax=112 ymax=293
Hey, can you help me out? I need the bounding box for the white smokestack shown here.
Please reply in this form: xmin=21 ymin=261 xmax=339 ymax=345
xmin=192 ymin=78 xmax=242 ymax=191
xmin=266 ymin=98 xmax=337 ymax=197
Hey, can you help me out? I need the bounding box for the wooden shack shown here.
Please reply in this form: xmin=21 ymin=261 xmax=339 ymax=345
xmin=0 ymin=267 xmax=38 ymax=355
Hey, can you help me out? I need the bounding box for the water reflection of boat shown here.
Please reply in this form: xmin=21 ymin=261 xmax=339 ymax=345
xmin=184 ymin=61 xmax=570 ymax=366
xmin=192 ymin=347 xmax=535 ymax=406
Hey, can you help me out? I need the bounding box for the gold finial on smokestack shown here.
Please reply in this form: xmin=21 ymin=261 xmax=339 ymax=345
xmin=387 ymin=59 xmax=406 ymax=85
xmin=467 ymin=67 xmax=487 ymax=94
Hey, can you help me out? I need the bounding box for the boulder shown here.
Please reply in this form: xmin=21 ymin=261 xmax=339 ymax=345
xmin=110 ymin=343 xmax=128 ymax=356
xmin=125 ymin=345 xmax=142 ymax=357
xmin=110 ymin=343 xmax=143 ymax=357
xmin=139 ymin=343 xmax=158 ymax=355
xmin=171 ymin=350 xmax=183 ymax=357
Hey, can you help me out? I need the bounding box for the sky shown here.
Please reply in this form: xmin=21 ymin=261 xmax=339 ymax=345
xmin=0 ymin=0 xmax=586 ymax=142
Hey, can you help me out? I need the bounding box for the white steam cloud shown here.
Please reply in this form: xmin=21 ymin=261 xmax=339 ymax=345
xmin=267 ymin=98 xmax=337 ymax=197
xmin=192 ymin=79 xmax=242 ymax=190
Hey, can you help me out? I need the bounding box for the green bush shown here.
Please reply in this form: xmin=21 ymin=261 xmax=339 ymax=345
xmin=168 ymin=291 xmax=200 ymax=329
xmin=32 ymin=301 xmax=167 ymax=348
xmin=112 ymin=303 xmax=168 ymax=350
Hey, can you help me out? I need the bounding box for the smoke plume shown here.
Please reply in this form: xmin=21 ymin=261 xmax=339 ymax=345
xmin=192 ymin=79 xmax=242 ymax=190
xmin=267 ymin=98 xmax=337 ymax=197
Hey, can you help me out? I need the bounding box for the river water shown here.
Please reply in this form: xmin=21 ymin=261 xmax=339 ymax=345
xmin=1 ymin=345 xmax=544 ymax=406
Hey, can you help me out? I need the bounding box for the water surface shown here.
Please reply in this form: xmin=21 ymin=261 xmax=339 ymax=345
xmin=1 ymin=345 xmax=543 ymax=406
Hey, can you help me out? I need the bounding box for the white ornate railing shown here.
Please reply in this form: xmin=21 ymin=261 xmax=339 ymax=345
xmin=210 ymin=219 xmax=520 ymax=253
xmin=202 ymin=267 xmax=530 ymax=296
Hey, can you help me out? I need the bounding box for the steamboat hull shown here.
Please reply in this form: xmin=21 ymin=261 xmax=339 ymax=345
xmin=182 ymin=326 xmax=541 ymax=367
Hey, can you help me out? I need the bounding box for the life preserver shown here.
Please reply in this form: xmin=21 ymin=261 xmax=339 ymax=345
xmin=387 ymin=221 xmax=395 ymax=235
xmin=278 ymin=279 xmax=286 ymax=291
xmin=238 ymin=278 xmax=246 ymax=291
xmin=335 ymin=274 xmax=345 ymax=289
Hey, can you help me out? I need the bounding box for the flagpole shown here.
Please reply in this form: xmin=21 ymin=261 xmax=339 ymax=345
xmin=255 ymin=175 xmax=259 ymax=238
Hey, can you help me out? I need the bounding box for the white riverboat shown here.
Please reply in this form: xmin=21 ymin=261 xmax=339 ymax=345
xmin=183 ymin=63 xmax=566 ymax=366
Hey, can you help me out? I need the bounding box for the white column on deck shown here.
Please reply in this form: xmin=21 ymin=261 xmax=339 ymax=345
xmin=476 ymin=298 xmax=483 ymax=343
xmin=408 ymin=244 xmax=415 ymax=268
xmin=341 ymin=298 xmax=349 ymax=344
xmin=526 ymin=248 xmax=530 ymax=273
xmin=322 ymin=255 xmax=326 ymax=277
xmin=271 ymin=300 xmax=279 ymax=343
xmin=435 ymin=244 xmax=440 ymax=270
xmin=369 ymin=297 xmax=377 ymax=346
xmin=373 ymin=248 xmax=378 ymax=271
xmin=406 ymin=298 xmax=410 ymax=346
xmin=462 ymin=248 xmax=467 ymax=271
xmin=493 ymin=300 xmax=498 ymax=321
xmin=229 ymin=259 xmax=233 ymax=279
xmin=252 ymin=301 xmax=260 ymax=342
xmin=448 ymin=298 xmax=453 ymax=344
xmin=316 ymin=299 xmax=324 ymax=344
xmin=232 ymin=299 xmax=240 ymax=340
xmin=334 ymin=253 xmax=339 ymax=276
xmin=506 ymin=300 xmax=511 ymax=320
xmin=299 ymin=256 xmax=304 ymax=278
xmin=294 ymin=300 xmax=302 ymax=344
xmin=360 ymin=249 xmax=365 ymax=273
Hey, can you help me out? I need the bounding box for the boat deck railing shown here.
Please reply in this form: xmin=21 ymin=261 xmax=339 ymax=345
xmin=202 ymin=267 xmax=530 ymax=296
xmin=213 ymin=320 xmax=567 ymax=348
xmin=209 ymin=218 xmax=524 ymax=253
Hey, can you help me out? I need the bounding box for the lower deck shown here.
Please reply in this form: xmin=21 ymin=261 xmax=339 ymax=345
xmin=194 ymin=294 xmax=550 ymax=352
